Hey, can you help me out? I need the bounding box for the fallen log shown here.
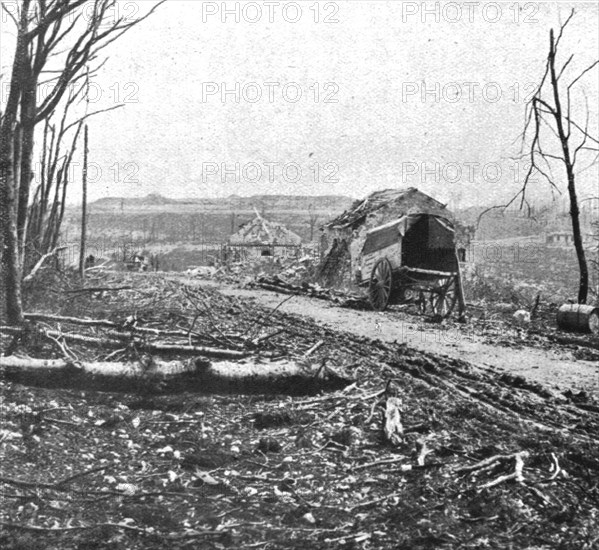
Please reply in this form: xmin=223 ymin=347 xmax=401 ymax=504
xmin=0 ymin=356 xmax=353 ymax=395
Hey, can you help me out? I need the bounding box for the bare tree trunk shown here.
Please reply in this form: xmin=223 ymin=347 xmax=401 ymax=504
xmin=0 ymin=130 xmax=25 ymax=324
xmin=16 ymin=60 xmax=38 ymax=270
xmin=79 ymin=125 xmax=89 ymax=279
xmin=548 ymin=29 xmax=589 ymax=304
xmin=566 ymin=169 xmax=588 ymax=304
xmin=0 ymin=1 xmax=30 ymax=324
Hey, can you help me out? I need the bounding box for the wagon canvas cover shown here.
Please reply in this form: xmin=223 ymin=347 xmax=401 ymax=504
xmin=361 ymin=214 xmax=456 ymax=256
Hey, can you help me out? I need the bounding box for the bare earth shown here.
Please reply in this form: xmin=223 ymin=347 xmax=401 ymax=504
xmin=192 ymin=280 xmax=599 ymax=398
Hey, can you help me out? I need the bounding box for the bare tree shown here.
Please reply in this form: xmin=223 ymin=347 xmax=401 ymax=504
xmin=307 ymin=203 xmax=320 ymax=242
xmin=0 ymin=0 xmax=165 ymax=324
xmin=479 ymin=10 xmax=598 ymax=304
xmin=27 ymin=86 xmax=87 ymax=271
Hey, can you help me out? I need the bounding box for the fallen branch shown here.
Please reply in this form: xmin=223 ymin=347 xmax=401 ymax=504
xmin=0 ymin=466 xmax=106 ymax=491
xmin=416 ymin=438 xmax=432 ymax=466
xmin=0 ymin=476 xmax=57 ymax=489
xmin=304 ymin=340 xmax=324 ymax=357
xmin=479 ymin=451 xmax=529 ymax=489
xmin=324 ymin=532 xmax=371 ymax=544
xmin=251 ymin=328 xmax=286 ymax=346
xmin=455 ymin=452 xmax=527 ymax=474
xmin=0 ymin=326 xmax=247 ymax=359
xmin=64 ymin=286 xmax=133 ymax=294
xmin=0 ymin=520 xmax=222 ymax=538
xmin=24 ymin=312 xmax=211 ymax=340
xmin=183 ymin=286 xmax=238 ymax=348
xmin=22 ymin=246 xmax=68 ymax=284
xmin=353 ymin=456 xmax=408 ymax=471
xmin=254 ymin=283 xmax=297 ymax=296
xmin=24 ymin=313 xmax=118 ymax=328
xmin=55 ymin=466 xmax=108 ymax=487
xmin=347 ymin=491 xmax=401 ymax=512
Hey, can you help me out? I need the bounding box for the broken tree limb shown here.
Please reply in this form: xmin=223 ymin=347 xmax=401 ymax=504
xmin=479 ymin=451 xmax=529 ymax=490
xmin=0 ymin=355 xmax=353 ymax=395
xmin=455 ymin=452 xmax=525 ymax=474
xmin=23 ymin=312 xmax=210 ymax=340
xmin=255 ymin=283 xmax=298 ymax=296
xmin=142 ymin=341 xmax=247 ymax=357
xmin=0 ymin=326 xmax=247 ymax=359
xmin=416 ymin=438 xmax=432 ymax=466
xmin=304 ymin=340 xmax=324 ymax=357
xmin=24 ymin=312 xmax=118 ymax=328
xmin=251 ymin=328 xmax=286 ymax=346
xmin=22 ymin=246 xmax=68 ymax=284
xmin=64 ymin=286 xmax=133 ymax=294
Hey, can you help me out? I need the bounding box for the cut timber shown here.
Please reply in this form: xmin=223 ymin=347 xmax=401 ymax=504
xmin=0 ymin=356 xmax=353 ymax=395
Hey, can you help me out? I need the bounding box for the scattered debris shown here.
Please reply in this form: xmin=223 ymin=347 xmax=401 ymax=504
xmin=1 ymin=271 xmax=598 ymax=548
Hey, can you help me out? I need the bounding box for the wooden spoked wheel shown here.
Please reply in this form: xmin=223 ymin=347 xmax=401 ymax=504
xmin=419 ymin=277 xmax=458 ymax=319
xmin=369 ymin=259 xmax=393 ymax=311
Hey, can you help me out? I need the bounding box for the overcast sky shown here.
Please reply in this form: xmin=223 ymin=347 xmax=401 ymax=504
xmin=1 ymin=1 xmax=598 ymax=207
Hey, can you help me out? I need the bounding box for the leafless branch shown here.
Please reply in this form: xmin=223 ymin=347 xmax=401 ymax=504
xmin=63 ymin=103 xmax=123 ymax=134
xmin=554 ymin=9 xmax=575 ymax=49
xmin=557 ymin=54 xmax=574 ymax=81
xmin=568 ymin=60 xmax=599 ymax=91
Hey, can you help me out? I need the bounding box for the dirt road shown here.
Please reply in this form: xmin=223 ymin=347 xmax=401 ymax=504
xmin=199 ymin=281 xmax=599 ymax=398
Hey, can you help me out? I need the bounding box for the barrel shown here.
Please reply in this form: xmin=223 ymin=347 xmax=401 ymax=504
xmin=556 ymin=304 xmax=599 ymax=334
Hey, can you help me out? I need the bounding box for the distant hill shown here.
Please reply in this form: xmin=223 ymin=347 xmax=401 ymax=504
xmin=91 ymin=193 xmax=181 ymax=209
xmin=89 ymin=193 xmax=354 ymax=213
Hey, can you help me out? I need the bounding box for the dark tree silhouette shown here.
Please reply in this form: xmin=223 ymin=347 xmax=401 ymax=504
xmin=479 ymin=10 xmax=598 ymax=304
xmin=0 ymin=0 xmax=165 ymax=323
